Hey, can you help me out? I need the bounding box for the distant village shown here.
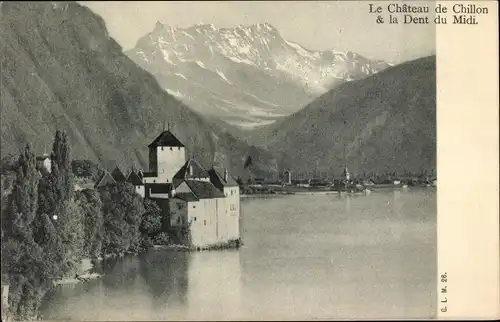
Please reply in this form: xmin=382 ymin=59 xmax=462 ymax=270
xmin=241 ymin=166 xmax=437 ymax=195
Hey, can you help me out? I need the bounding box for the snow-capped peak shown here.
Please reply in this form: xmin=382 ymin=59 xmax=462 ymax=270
xmin=128 ymin=22 xmax=390 ymax=124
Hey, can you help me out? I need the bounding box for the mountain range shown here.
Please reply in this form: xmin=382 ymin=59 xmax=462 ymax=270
xmin=1 ymin=1 xmax=435 ymax=179
xmin=0 ymin=1 xmax=278 ymax=178
xmin=126 ymin=21 xmax=390 ymax=127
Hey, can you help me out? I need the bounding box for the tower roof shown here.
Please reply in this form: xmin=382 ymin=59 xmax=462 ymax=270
xmin=126 ymin=170 xmax=143 ymax=185
xmin=208 ymin=167 xmax=239 ymax=189
xmin=111 ymin=166 xmax=126 ymax=182
xmin=173 ymin=159 xmax=209 ymax=180
xmin=148 ymin=130 xmax=185 ymax=148
xmin=95 ymin=171 xmax=116 ymax=188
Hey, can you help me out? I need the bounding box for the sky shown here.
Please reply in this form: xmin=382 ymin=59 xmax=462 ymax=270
xmin=82 ymin=1 xmax=435 ymax=63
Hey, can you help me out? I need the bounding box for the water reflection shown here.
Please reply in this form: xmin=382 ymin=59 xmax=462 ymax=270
xmin=185 ymin=250 xmax=242 ymax=320
xmin=41 ymin=191 xmax=436 ymax=320
xmin=98 ymin=256 xmax=142 ymax=289
xmin=345 ymin=194 xmax=352 ymax=213
xmin=138 ymin=251 xmax=189 ymax=307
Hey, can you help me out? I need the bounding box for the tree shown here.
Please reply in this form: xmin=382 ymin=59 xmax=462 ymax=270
xmin=50 ymin=130 xmax=74 ymax=208
xmin=71 ymin=159 xmax=103 ymax=180
xmin=1 ymin=144 xmax=50 ymax=320
xmin=34 ymin=130 xmax=81 ymax=278
xmin=5 ymin=145 xmax=39 ymax=238
xmin=75 ymin=189 xmax=104 ymax=259
xmin=1 ymin=153 xmax=18 ymax=174
xmin=99 ymin=183 xmax=145 ymax=256
xmin=140 ymin=198 xmax=163 ymax=237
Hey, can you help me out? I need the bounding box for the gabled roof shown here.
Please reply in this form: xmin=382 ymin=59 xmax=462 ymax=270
xmin=183 ymin=180 xmax=225 ymax=199
xmin=95 ymin=172 xmax=116 ymax=188
xmin=126 ymin=170 xmax=143 ymax=185
xmin=148 ymin=130 xmax=185 ymax=148
xmin=173 ymin=159 xmax=209 ymax=180
xmin=208 ymin=167 xmax=239 ymax=190
xmin=174 ymin=192 xmax=199 ymax=202
xmin=111 ymin=166 xmax=126 ymax=182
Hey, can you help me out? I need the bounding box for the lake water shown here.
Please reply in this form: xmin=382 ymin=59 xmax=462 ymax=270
xmin=40 ymin=189 xmax=437 ymax=320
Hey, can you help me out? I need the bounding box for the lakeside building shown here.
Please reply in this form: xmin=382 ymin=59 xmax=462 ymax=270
xmin=36 ymin=153 xmax=51 ymax=174
xmin=91 ymin=130 xmax=241 ymax=248
xmin=126 ymin=169 xmax=145 ymax=197
xmin=142 ymin=130 xmax=240 ymax=248
xmin=343 ymin=165 xmax=350 ymax=182
xmin=283 ymin=170 xmax=292 ymax=185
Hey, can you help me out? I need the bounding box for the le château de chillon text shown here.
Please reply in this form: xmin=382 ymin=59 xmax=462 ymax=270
xmin=369 ymin=3 xmax=489 ymax=25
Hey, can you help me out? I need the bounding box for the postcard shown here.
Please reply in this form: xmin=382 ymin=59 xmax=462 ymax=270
xmin=0 ymin=1 xmax=498 ymax=321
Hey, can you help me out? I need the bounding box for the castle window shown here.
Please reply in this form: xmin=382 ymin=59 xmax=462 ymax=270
xmin=161 ymin=147 xmax=164 ymax=151
xmin=178 ymin=147 xmax=181 ymax=150
xmin=193 ymin=205 xmax=196 ymax=209
xmin=176 ymin=217 xmax=181 ymax=224
xmin=153 ymin=180 xmax=156 ymax=183
xmin=194 ymin=217 xmax=197 ymax=221
xmin=170 ymin=147 xmax=173 ymax=150
xmin=204 ymin=220 xmax=206 ymax=226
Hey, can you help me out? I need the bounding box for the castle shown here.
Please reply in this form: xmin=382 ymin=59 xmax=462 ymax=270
xmin=96 ymin=129 xmax=241 ymax=248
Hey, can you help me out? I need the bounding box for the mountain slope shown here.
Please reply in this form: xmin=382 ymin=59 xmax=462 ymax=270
xmin=257 ymin=56 xmax=436 ymax=175
xmin=0 ymin=1 xmax=278 ymax=178
xmin=126 ymin=22 xmax=390 ymax=127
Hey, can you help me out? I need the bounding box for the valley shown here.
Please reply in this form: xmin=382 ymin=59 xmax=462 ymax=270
xmin=126 ymin=22 xmax=390 ymax=127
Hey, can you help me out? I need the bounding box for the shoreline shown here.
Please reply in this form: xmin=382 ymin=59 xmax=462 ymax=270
xmin=52 ymin=258 xmax=102 ymax=286
xmin=151 ymin=238 xmax=243 ymax=252
xmin=51 ymin=238 xmax=244 ymax=287
xmin=241 ymin=185 xmax=434 ymax=198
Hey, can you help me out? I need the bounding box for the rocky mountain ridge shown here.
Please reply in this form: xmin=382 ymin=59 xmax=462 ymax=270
xmin=126 ymin=21 xmax=390 ymax=127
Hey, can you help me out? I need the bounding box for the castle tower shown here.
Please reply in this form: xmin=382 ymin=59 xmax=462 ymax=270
xmin=146 ymin=128 xmax=186 ymax=183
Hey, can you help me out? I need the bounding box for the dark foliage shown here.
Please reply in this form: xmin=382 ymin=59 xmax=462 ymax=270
xmin=75 ymin=189 xmax=104 ymax=259
xmin=1 ymin=130 xmax=181 ymax=321
xmin=98 ymin=183 xmax=145 ymax=257
xmin=1 ymin=145 xmax=50 ymax=320
xmin=71 ymin=159 xmax=103 ymax=180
